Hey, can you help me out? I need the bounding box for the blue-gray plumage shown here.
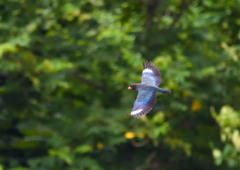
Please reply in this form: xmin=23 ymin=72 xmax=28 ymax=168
xmin=128 ymin=61 xmax=171 ymax=117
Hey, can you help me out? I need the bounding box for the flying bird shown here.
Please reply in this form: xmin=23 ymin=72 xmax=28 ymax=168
xmin=128 ymin=61 xmax=171 ymax=118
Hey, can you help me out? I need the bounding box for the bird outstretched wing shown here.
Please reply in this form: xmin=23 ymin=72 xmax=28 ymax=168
xmin=130 ymin=90 xmax=156 ymax=117
xmin=141 ymin=61 xmax=161 ymax=86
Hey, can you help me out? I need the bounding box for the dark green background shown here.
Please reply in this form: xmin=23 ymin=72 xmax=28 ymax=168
xmin=0 ymin=0 xmax=240 ymax=169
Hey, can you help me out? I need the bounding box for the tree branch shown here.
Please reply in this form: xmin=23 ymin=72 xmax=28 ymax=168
xmin=73 ymin=73 xmax=104 ymax=91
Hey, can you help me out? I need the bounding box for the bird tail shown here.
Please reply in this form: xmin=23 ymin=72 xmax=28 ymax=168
xmin=157 ymin=88 xmax=171 ymax=94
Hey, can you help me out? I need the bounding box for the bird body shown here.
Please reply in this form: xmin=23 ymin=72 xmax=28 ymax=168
xmin=131 ymin=83 xmax=171 ymax=94
xmin=128 ymin=61 xmax=171 ymax=117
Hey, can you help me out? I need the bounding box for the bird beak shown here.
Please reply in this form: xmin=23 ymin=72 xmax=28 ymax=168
xmin=128 ymin=86 xmax=132 ymax=90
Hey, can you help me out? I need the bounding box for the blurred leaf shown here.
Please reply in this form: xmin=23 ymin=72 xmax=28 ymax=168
xmin=75 ymin=144 xmax=93 ymax=154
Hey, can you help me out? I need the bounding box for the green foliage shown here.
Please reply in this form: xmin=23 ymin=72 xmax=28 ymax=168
xmin=212 ymin=106 xmax=240 ymax=168
xmin=0 ymin=0 xmax=240 ymax=169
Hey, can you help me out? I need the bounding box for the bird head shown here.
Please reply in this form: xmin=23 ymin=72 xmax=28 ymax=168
xmin=128 ymin=84 xmax=137 ymax=90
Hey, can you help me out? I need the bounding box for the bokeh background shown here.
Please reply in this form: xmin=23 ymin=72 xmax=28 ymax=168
xmin=1 ymin=0 xmax=240 ymax=169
